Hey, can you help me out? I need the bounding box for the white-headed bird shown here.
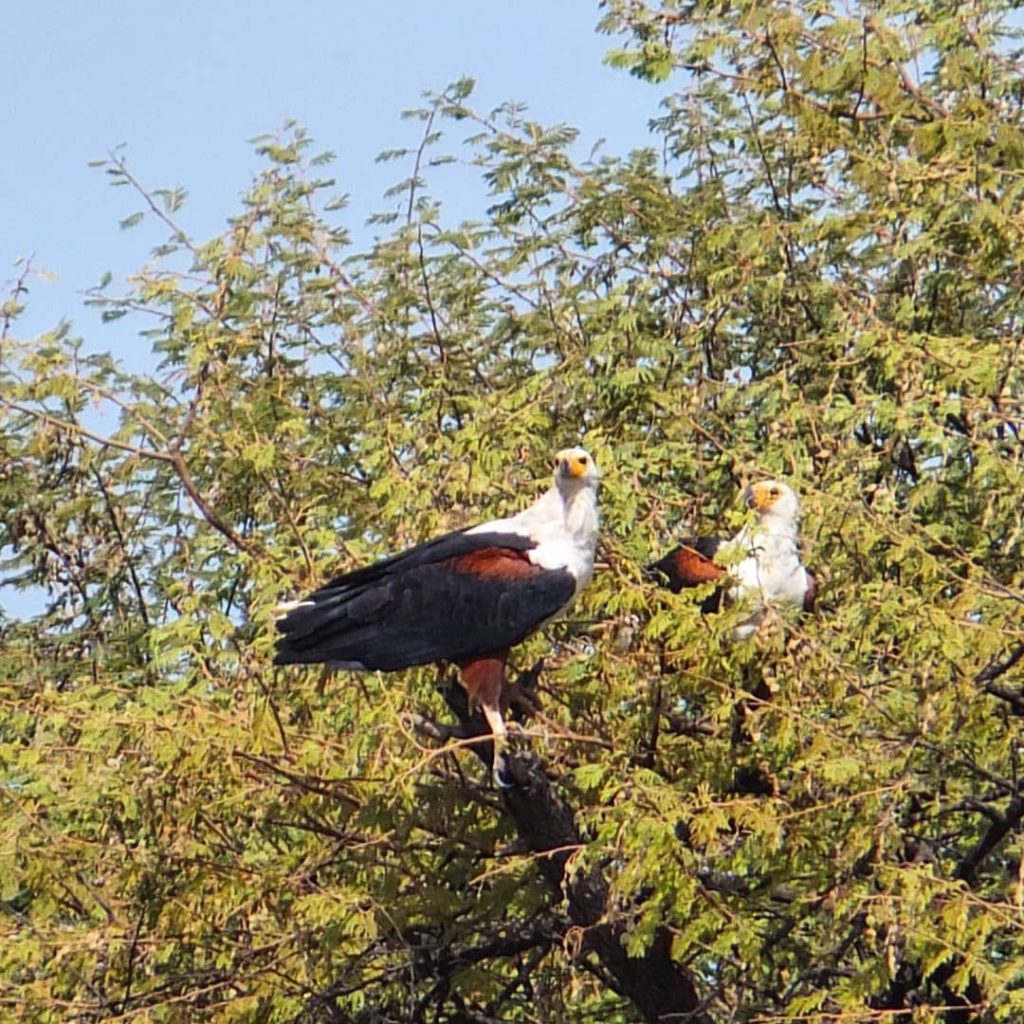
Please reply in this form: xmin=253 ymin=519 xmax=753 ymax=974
xmin=274 ymin=448 xmax=600 ymax=778
xmin=649 ymin=479 xmax=815 ymax=639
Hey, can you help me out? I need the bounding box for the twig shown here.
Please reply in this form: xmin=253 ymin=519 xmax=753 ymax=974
xmin=119 ymin=906 xmax=146 ymax=1014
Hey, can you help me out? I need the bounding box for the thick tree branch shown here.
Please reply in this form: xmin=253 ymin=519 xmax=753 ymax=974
xmin=975 ymin=642 xmax=1024 ymax=714
xmin=954 ymin=794 xmax=1024 ymax=884
xmin=975 ymin=642 xmax=1024 ymax=684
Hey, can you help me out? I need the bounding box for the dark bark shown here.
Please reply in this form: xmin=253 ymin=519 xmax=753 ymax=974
xmin=975 ymin=642 xmax=1024 ymax=714
xmin=974 ymin=642 xmax=1024 ymax=685
xmin=954 ymin=795 xmax=1024 ymax=884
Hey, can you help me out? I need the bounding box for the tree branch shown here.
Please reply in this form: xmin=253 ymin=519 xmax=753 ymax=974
xmin=440 ymin=670 xmax=714 ymax=1024
xmin=954 ymin=794 xmax=1024 ymax=884
xmin=975 ymin=642 xmax=1024 ymax=684
xmin=975 ymin=642 xmax=1024 ymax=714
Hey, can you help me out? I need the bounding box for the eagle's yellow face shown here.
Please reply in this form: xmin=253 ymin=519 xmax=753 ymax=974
xmin=554 ymin=447 xmax=598 ymax=482
xmin=745 ymin=479 xmax=799 ymax=518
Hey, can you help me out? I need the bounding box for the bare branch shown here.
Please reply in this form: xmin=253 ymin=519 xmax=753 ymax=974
xmin=0 ymin=396 xmax=257 ymax=555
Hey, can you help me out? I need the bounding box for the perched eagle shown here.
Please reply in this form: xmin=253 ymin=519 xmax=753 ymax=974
xmin=274 ymin=447 xmax=600 ymax=776
xmin=649 ymin=479 xmax=815 ymax=639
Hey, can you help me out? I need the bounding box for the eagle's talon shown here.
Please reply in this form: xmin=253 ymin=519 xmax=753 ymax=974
xmin=506 ymin=720 xmax=528 ymax=741
xmin=507 ymin=723 xmax=547 ymax=747
xmin=492 ymin=755 xmax=517 ymax=789
xmin=505 ymin=722 xmax=535 ymax=756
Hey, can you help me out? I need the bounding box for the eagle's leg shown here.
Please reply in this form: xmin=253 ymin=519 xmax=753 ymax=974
xmin=459 ymin=652 xmax=514 ymax=788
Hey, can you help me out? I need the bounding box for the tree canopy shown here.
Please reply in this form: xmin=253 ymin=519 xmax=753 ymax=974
xmin=2 ymin=2 xmax=1023 ymax=1021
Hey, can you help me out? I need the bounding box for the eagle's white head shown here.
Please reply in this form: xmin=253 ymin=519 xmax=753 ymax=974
xmin=548 ymin=447 xmax=600 ymax=558
xmin=745 ymin=479 xmax=800 ymax=528
xmin=553 ymin=446 xmax=600 ymax=491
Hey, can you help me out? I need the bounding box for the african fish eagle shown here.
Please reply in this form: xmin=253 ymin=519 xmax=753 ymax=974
xmin=274 ymin=447 xmax=600 ymax=776
xmin=649 ymin=479 xmax=815 ymax=639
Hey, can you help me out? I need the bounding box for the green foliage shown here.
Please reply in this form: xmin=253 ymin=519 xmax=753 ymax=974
xmin=3 ymin=3 xmax=1024 ymax=1020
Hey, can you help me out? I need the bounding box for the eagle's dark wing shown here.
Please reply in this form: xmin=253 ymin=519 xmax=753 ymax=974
xmin=647 ymin=536 xmax=728 ymax=613
xmin=274 ymin=530 xmax=575 ymax=670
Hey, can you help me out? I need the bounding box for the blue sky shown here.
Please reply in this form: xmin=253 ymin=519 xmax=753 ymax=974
xmin=4 ymin=1 xmax=661 ymax=355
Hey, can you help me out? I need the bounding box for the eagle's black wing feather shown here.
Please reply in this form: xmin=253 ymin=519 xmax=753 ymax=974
xmin=274 ymin=530 xmax=575 ymax=670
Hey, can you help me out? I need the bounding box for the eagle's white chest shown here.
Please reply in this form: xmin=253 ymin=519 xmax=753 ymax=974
xmin=470 ymin=480 xmax=599 ymax=600
xmin=525 ymin=491 xmax=598 ymax=597
xmin=727 ymin=526 xmax=808 ymax=637
xmin=528 ymin=532 xmax=595 ymax=596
